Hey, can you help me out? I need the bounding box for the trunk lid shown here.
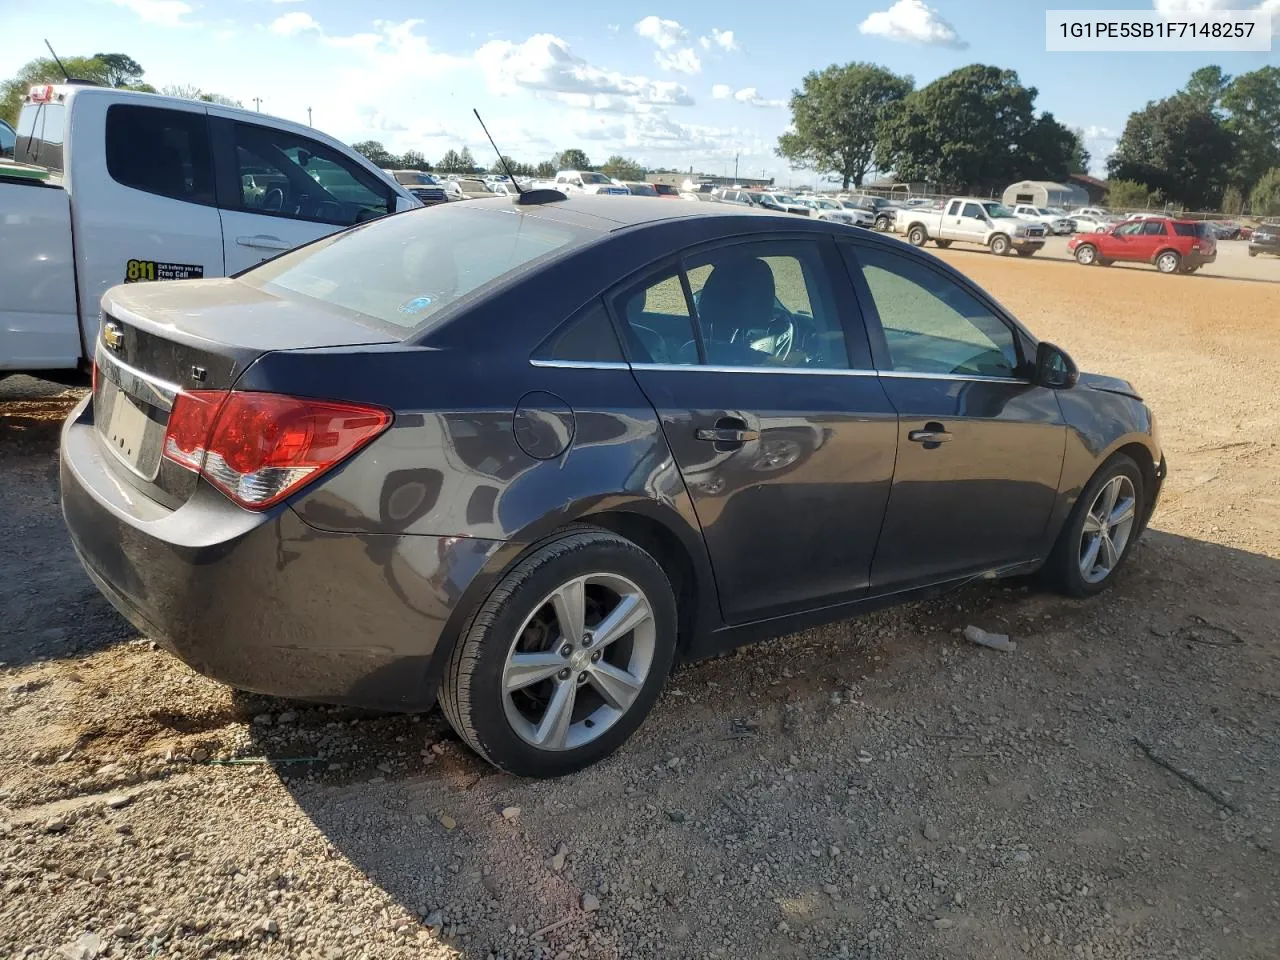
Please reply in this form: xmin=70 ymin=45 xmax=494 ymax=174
xmin=93 ymin=278 xmax=397 ymax=508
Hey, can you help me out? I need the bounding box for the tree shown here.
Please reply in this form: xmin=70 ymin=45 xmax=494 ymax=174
xmin=198 ymin=92 xmax=242 ymax=108
xmin=1066 ymin=127 xmax=1091 ymax=174
xmin=776 ymin=63 xmax=912 ymax=190
xmin=1107 ymin=95 xmax=1235 ymax=210
xmin=1221 ymin=185 xmax=1245 ymax=215
xmin=535 ymin=160 xmax=556 ymax=178
xmin=875 ymin=65 xmax=1071 ymax=193
xmin=1251 ymin=167 xmax=1280 ymax=217
xmin=1183 ymin=65 xmax=1231 ymax=110
xmin=160 ymin=83 xmax=203 ymax=100
xmin=600 ymin=155 xmax=646 ymax=181
xmin=1106 ymin=179 xmax=1155 ymax=210
xmin=93 ymin=53 xmax=145 ymax=89
xmin=553 ymin=148 xmax=592 ymax=171
xmin=2 ymin=55 xmax=114 ymax=125
xmin=1221 ymin=67 xmax=1280 ymax=194
xmin=458 ymin=147 xmax=478 ymax=173
xmin=437 ymin=149 xmax=464 ymax=173
xmin=351 ymin=140 xmax=397 ymax=168
xmin=400 ymin=150 xmax=430 ymax=171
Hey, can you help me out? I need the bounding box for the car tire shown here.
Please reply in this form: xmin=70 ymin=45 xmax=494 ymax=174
xmin=907 ymin=225 xmax=928 ymax=246
xmin=1248 ymin=248 xmax=1258 ymax=257
xmin=989 ymin=234 xmax=1011 ymax=256
xmin=1155 ymin=250 xmax=1181 ymax=274
xmin=1042 ymin=454 xmax=1145 ymax=598
xmin=440 ymin=529 xmax=678 ymax=778
xmin=934 ymin=239 xmax=952 ymax=248
xmin=1074 ymin=243 xmax=1098 ymax=266
xmin=876 ymin=216 xmax=892 ymax=231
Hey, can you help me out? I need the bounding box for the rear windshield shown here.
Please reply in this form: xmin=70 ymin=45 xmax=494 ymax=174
xmin=16 ymin=101 xmax=66 ymax=172
xmin=239 ymin=204 xmax=592 ymax=333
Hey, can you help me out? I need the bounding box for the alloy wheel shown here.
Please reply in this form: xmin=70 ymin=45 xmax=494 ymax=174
xmin=1157 ymin=252 xmax=1179 ymax=273
xmin=501 ymin=573 xmax=656 ymax=751
xmin=1076 ymin=245 xmax=1096 ymax=265
xmin=1078 ymin=475 xmax=1137 ymax=584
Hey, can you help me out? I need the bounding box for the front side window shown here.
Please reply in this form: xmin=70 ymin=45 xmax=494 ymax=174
xmin=105 ymin=104 xmax=213 ymax=204
xmin=1116 ymin=222 xmax=1143 ymax=236
xmin=230 ymin=123 xmax=389 ymax=225
xmin=616 ymin=242 xmax=851 ymax=370
xmin=854 ymin=246 xmax=1020 ymax=378
xmin=1141 ymin=220 xmax=1168 ymax=236
xmin=240 ymin=205 xmax=590 ymax=333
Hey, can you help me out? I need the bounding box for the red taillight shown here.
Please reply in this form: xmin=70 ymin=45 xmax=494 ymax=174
xmin=162 ymin=391 xmax=392 ymax=510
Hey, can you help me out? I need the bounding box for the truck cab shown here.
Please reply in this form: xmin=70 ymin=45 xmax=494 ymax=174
xmin=898 ymin=197 xmax=1046 ymax=257
xmin=2 ymin=84 xmax=420 ymax=376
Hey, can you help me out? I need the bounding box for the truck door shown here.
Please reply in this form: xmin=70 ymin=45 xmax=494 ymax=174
xmin=71 ymin=101 xmax=225 ymax=354
xmin=209 ymin=116 xmax=397 ymax=274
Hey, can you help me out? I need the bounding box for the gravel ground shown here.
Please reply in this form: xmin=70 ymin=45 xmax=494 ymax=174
xmin=2 ymin=255 xmax=1278 ymax=960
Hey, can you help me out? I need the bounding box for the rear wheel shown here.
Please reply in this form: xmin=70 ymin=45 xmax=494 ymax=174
xmin=989 ymin=234 xmax=1011 ymax=256
xmin=1156 ymin=250 xmax=1181 ymax=274
xmin=1248 ymin=248 xmax=1258 ymax=257
xmin=1074 ymin=243 xmax=1098 ymax=266
xmin=934 ymin=239 xmax=952 ymax=249
xmin=1043 ymin=454 xmax=1144 ymax=598
xmin=907 ymin=225 xmax=928 ymax=246
xmin=440 ymin=530 xmax=677 ymax=777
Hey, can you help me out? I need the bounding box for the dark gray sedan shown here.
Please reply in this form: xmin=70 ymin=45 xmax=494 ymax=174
xmin=61 ymin=195 xmax=1165 ymax=777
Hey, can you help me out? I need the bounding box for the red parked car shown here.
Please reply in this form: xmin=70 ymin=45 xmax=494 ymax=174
xmin=1067 ymin=217 xmax=1216 ymax=274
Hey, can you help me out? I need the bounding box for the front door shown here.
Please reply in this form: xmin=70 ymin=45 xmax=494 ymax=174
xmin=614 ymin=238 xmax=899 ymax=624
xmin=843 ymin=243 xmax=1066 ymax=590
xmin=1100 ymin=220 xmax=1144 ymax=260
xmin=209 ymin=115 xmax=396 ymax=274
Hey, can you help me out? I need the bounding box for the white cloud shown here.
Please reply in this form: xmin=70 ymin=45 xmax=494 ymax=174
xmin=698 ymin=28 xmax=738 ymax=52
xmin=475 ymin=34 xmax=694 ymax=110
xmin=270 ymin=11 xmax=321 ymax=36
xmin=711 ymin=83 xmax=732 ymax=99
xmin=108 ymin=0 xmax=193 ymax=27
xmin=859 ymin=0 xmax=968 ymax=49
xmin=634 ymin=15 xmax=687 ymax=49
xmin=733 ymin=87 xmax=786 ymax=108
xmin=1153 ymin=0 xmax=1280 ymax=24
xmin=655 ymin=47 xmax=701 ymax=74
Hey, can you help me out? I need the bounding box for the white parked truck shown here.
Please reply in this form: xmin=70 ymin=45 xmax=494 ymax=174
xmin=1 ymin=83 xmax=420 ymax=377
xmin=553 ymin=170 xmax=629 ymax=195
xmin=895 ymin=197 xmax=1047 ymax=256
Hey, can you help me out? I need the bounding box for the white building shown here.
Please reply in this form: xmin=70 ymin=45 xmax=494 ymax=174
xmin=1002 ymin=180 xmax=1090 ymax=208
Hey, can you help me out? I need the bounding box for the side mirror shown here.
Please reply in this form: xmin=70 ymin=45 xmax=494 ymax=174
xmin=1035 ymin=341 xmax=1079 ymax=389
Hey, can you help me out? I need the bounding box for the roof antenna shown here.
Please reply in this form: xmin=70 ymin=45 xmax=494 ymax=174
xmin=44 ymin=40 xmax=72 ymax=81
xmin=472 ymin=107 xmax=564 ymax=206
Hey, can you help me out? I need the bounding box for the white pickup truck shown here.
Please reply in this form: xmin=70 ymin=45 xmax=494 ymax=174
xmin=1 ymin=83 xmax=420 ymax=377
xmin=896 ymin=197 xmax=1046 ymax=257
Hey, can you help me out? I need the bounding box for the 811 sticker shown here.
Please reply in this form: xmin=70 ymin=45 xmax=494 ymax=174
xmin=124 ymin=259 xmax=205 ymax=283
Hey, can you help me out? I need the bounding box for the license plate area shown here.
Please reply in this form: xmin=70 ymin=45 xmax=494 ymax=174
xmin=94 ymin=354 xmax=176 ymax=481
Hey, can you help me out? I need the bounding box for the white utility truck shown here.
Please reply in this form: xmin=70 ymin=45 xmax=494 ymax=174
xmin=1 ymin=83 xmax=420 ymax=378
xmin=895 ymin=198 xmax=1047 ymax=257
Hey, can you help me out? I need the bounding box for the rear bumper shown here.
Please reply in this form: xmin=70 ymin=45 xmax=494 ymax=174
xmin=1013 ymin=239 xmax=1045 ymax=251
xmin=1248 ymin=241 xmax=1278 ymax=255
xmin=59 ymin=397 xmax=505 ymax=711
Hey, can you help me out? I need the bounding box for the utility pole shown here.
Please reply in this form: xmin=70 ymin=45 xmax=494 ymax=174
xmin=252 ymin=96 xmax=263 ymax=112
xmin=306 ymin=106 xmax=312 ymax=126
xmin=734 ymin=154 xmax=739 ymax=183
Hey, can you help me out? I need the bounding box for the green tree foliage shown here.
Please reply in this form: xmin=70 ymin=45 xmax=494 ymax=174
xmin=437 ymin=149 xmax=465 ymax=173
xmin=2 ymin=55 xmax=112 ymax=125
xmin=1221 ymin=185 xmax=1244 ymax=215
xmin=1066 ymin=127 xmax=1091 ymax=174
xmin=1182 ymin=65 xmax=1231 ymax=110
xmin=458 ymin=147 xmax=478 ymax=173
xmin=535 ymin=160 xmax=556 ymax=179
xmin=197 ymin=92 xmax=241 ymax=108
xmin=351 ymin=140 xmax=397 ymax=168
xmin=399 ymin=150 xmax=430 ymax=171
xmin=1107 ymin=94 xmax=1235 ymax=210
xmin=1221 ymin=67 xmax=1280 ymax=194
xmin=1251 ymin=167 xmax=1280 ymax=217
xmin=776 ymin=62 xmax=913 ymax=190
xmin=93 ymin=53 xmax=145 ymax=89
xmin=600 ymin=155 xmax=646 ymax=182
xmin=1105 ymin=179 xmax=1155 ymax=209
xmin=553 ymin=148 xmax=592 ymax=171
xmin=875 ymin=65 xmax=1075 ymax=193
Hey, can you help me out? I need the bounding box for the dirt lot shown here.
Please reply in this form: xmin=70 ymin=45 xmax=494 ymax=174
xmin=2 ymin=257 xmax=1278 ymax=960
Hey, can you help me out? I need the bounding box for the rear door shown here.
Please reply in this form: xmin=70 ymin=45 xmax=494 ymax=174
xmin=1137 ymin=219 xmax=1170 ymax=260
xmin=842 ymin=242 xmax=1065 ymax=590
xmin=614 ymin=237 xmax=898 ymax=623
xmin=210 ymin=116 xmax=396 ymax=273
xmin=70 ymin=99 xmax=224 ymax=353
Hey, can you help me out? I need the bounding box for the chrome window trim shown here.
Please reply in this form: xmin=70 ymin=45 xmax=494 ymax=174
xmin=630 ymin=362 xmax=879 ymax=377
xmin=877 ymin=370 xmax=1030 ymax=385
xmin=528 ymin=358 xmax=1032 ymax=385
xmin=530 ymin=359 xmax=631 ymax=370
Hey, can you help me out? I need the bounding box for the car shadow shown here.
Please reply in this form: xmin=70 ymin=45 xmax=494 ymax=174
xmin=252 ymin=527 xmax=1279 ymax=958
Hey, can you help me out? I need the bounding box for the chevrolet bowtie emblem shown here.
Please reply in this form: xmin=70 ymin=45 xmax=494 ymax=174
xmin=103 ymin=321 xmax=124 ymax=351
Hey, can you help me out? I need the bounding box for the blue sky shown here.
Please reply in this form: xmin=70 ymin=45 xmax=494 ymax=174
xmin=1 ymin=0 xmax=1277 ymax=183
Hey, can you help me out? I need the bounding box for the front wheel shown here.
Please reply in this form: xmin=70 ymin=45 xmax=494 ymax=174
xmin=1042 ymin=454 xmax=1145 ymax=598
xmin=1155 ymin=250 xmax=1181 ymax=274
xmin=907 ymin=225 xmax=928 ymax=246
xmin=934 ymin=239 xmax=952 ymax=249
xmin=1074 ymin=243 xmax=1098 ymax=266
xmin=440 ymin=530 xmax=678 ymax=777
xmin=989 ymin=234 xmax=1011 ymax=256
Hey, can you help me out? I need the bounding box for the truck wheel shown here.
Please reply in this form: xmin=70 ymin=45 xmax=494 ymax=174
xmin=1248 ymin=248 xmax=1258 ymax=257
xmin=1074 ymin=243 xmax=1098 ymax=266
xmin=876 ymin=216 xmax=892 ymax=231
xmin=907 ymin=225 xmax=928 ymax=246
xmin=1155 ymin=250 xmax=1181 ymax=274
xmin=989 ymin=234 xmax=1011 ymax=256
xmin=934 ymin=239 xmax=952 ymax=249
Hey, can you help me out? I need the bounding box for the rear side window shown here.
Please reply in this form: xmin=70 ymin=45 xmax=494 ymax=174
xmin=535 ymin=300 xmax=624 ymax=363
xmin=106 ymin=105 xmax=214 ymax=204
xmin=1172 ymin=222 xmax=1199 ymax=237
xmin=241 ymin=205 xmax=590 ymax=333
xmin=16 ymin=101 xmax=66 ymax=172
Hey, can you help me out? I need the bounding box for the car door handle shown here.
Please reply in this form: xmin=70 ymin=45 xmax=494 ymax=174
xmin=908 ymin=428 xmax=952 ymax=444
xmin=696 ymin=427 xmax=759 ymax=443
xmin=235 ymin=235 xmax=292 ymax=251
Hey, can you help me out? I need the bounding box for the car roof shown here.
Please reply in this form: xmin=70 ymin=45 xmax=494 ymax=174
xmin=454 ymin=194 xmax=795 ymax=231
